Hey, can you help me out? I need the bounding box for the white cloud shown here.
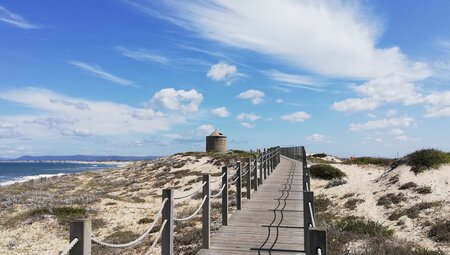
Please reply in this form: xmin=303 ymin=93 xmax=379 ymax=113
xmin=117 ymin=46 xmax=170 ymax=65
xmin=240 ymin=122 xmax=253 ymax=128
xmin=70 ymin=61 xmax=134 ymax=86
xmin=332 ymin=97 xmax=380 ymax=112
xmin=152 ymin=88 xmax=203 ymax=113
xmin=275 ymin=99 xmax=284 ymax=104
xmin=265 ymin=70 xmax=320 ymax=90
xmin=237 ymin=113 xmax=260 ymax=121
xmin=237 ymin=89 xmax=265 ymax=105
xmin=141 ymin=0 xmax=430 ymax=79
xmin=281 ymin=111 xmax=311 ymax=123
xmin=423 ymin=91 xmax=450 ymax=117
xmin=211 ymin=107 xmax=230 ymax=117
xmin=350 ymin=116 xmax=415 ymax=131
xmin=0 ymin=87 xmax=191 ymax=139
xmin=306 ymin=133 xmax=331 ymax=143
xmin=395 ymin=135 xmax=420 ymax=142
xmin=0 ymin=5 xmax=38 ymax=29
xmin=207 ymin=62 xmax=241 ymax=84
xmin=332 ymin=74 xmax=424 ymax=112
xmin=197 ymin=124 xmax=215 ymax=136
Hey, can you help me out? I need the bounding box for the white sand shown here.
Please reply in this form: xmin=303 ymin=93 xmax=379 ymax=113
xmin=311 ymin=162 xmax=450 ymax=252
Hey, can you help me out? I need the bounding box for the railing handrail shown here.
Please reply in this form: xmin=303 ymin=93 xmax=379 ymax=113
xmin=63 ymin=146 xmax=282 ymax=255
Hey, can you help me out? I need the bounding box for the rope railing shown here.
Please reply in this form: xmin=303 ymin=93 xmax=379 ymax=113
xmin=91 ymin=198 xmax=168 ymax=248
xmin=63 ymin=146 xmax=282 ymax=255
xmin=144 ymin=219 xmax=167 ymax=255
xmin=210 ymin=184 xmax=226 ymax=198
xmin=174 ymin=182 xmax=206 ymax=199
xmin=59 ymin=238 xmax=78 ymax=255
xmin=308 ymin=202 xmax=316 ymax=228
xmin=210 ymin=172 xmax=226 ymax=183
xmin=174 ymin=195 xmax=207 ymax=221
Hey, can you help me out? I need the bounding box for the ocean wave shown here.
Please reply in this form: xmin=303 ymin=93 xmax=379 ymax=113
xmin=0 ymin=173 xmax=66 ymax=186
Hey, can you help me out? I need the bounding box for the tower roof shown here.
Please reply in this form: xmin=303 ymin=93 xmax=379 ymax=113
xmin=208 ymin=129 xmax=226 ymax=137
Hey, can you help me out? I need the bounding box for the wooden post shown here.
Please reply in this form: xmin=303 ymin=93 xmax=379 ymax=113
xmin=246 ymin=158 xmax=251 ymax=199
xmin=202 ymin=175 xmax=211 ymax=249
xmin=303 ymin=191 xmax=315 ymax=255
xmin=236 ymin=162 xmax=242 ymax=210
xmin=222 ymin=167 xmax=228 ymax=226
xmin=263 ymin=149 xmax=267 ymax=179
xmin=253 ymin=156 xmax=258 ymax=191
xmin=259 ymin=153 xmax=263 ymax=185
xmin=69 ymin=219 xmax=91 ymax=255
xmin=162 ymin=189 xmax=174 ymax=255
xmin=309 ymin=228 xmax=327 ymax=255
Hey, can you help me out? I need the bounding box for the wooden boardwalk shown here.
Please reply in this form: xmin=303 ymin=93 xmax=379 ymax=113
xmin=197 ymin=156 xmax=305 ymax=255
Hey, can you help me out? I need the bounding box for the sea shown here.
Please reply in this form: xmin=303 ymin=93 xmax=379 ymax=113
xmin=0 ymin=162 xmax=121 ymax=186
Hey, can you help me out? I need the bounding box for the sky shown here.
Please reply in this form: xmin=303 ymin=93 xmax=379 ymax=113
xmin=0 ymin=0 xmax=449 ymax=158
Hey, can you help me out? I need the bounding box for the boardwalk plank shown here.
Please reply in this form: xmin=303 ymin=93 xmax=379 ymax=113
xmin=197 ymin=156 xmax=305 ymax=255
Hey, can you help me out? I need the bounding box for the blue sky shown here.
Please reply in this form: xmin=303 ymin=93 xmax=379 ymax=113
xmin=0 ymin=0 xmax=449 ymax=158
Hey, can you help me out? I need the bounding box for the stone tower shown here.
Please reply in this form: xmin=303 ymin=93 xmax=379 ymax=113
xmin=205 ymin=130 xmax=227 ymax=153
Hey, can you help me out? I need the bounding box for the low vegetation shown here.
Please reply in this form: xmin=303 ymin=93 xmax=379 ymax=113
xmin=312 ymin=153 xmax=327 ymax=158
xmin=376 ymin=193 xmax=407 ymax=208
xmin=30 ymin=206 xmax=86 ymax=225
xmin=310 ymin=164 xmax=346 ymax=180
xmin=344 ymin=157 xmax=394 ymax=166
xmin=406 ymin=149 xmax=450 ymax=174
xmin=428 ymin=220 xmax=450 ymax=243
xmin=344 ymin=198 xmax=364 ymax=210
xmin=388 ymin=202 xmax=442 ymax=220
xmin=415 ymin=185 xmax=432 ymax=194
xmin=399 ymin=181 xmax=418 ymax=190
xmin=325 ymin=178 xmax=347 ymax=188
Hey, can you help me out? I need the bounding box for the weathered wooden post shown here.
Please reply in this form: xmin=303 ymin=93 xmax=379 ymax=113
xmin=236 ymin=161 xmax=242 ymax=210
xmin=69 ymin=219 xmax=91 ymax=255
xmin=309 ymin=228 xmax=327 ymax=255
xmin=263 ymin=149 xmax=267 ymax=179
xmin=253 ymin=156 xmax=258 ymax=191
xmin=222 ymin=167 xmax=228 ymax=226
xmin=246 ymin=157 xmax=251 ymax=199
xmin=303 ymin=191 xmax=315 ymax=255
xmin=162 ymin=189 xmax=174 ymax=255
xmin=202 ymin=174 xmax=211 ymax=248
xmin=259 ymin=152 xmax=263 ymax=185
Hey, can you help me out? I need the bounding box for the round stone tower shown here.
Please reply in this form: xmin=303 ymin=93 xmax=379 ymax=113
xmin=206 ymin=130 xmax=227 ymax=153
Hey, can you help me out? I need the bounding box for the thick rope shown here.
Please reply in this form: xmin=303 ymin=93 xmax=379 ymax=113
xmin=210 ymin=172 xmax=226 ymax=183
xmin=60 ymin=238 xmax=78 ymax=255
xmin=210 ymin=184 xmax=226 ymax=198
xmin=174 ymin=182 xmax=206 ymax=199
xmin=308 ymin=202 xmax=316 ymax=228
xmin=317 ymin=248 xmax=322 ymax=255
xmin=228 ymin=175 xmax=239 ymax=184
xmin=242 ymin=168 xmax=250 ymax=176
xmin=91 ymin=198 xmax=167 ymax=248
xmin=143 ymin=219 xmax=167 ymax=255
xmin=174 ymin=195 xmax=207 ymax=221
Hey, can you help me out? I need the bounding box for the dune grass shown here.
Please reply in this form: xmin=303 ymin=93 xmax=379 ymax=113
xmin=310 ymin=164 xmax=346 ymax=180
xmin=406 ymin=149 xmax=450 ymax=174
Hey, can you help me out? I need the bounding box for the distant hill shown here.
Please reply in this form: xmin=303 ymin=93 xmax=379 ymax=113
xmin=6 ymin=155 xmax=160 ymax=161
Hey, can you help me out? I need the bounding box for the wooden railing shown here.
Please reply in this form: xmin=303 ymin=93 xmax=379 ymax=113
xmin=61 ymin=146 xmax=281 ymax=255
xmin=281 ymin=146 xmax=328 ymax=255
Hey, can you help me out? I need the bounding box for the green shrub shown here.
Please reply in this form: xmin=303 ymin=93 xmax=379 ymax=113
xmin=344 ymin=157 xmax=394 ymax=166
xmin=415 ymin=185 xmax=432 ymax=194
xmin=399 ymin=182 xmax=418 ymax=190
xmin=310 ymin=164 xmax=346 ymax=180
xmin=407 ymin=149 xmax=450 ymax=174
xmin=312 ymin=153 xmax=327 ymax=158
xmin=31 ymin=206 xmax=86 ymax=225
xmin=428 ymin=220 xmax=450 ymax=243
xmin=344 ymin=198 xmax=364 ymax=210
xmin=376 ymin=193 xmax=407 ymax=208
xmin=336 ymin=217 xmax=393 ymax=237
xmin=407 ymin=202 xmax=441 ymax=219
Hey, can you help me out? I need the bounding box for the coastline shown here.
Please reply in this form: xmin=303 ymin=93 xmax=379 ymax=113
xmin=0 ymin=161 xmax=132 ymax=186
